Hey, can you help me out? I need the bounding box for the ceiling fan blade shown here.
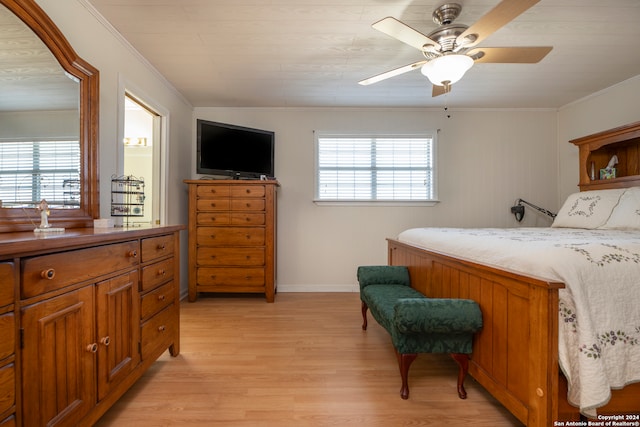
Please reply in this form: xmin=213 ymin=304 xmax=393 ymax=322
xmin=358 ymin=60 xmax=428 ymax=86
xmin=468 ymin=46 xmax=552 ymax=63
xmin=456 ymin=0 xmax=540 ymax=49
xmin=372 ymin=17 xmax=441 ymax=51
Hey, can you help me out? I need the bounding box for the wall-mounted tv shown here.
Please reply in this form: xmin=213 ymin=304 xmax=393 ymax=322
xmin=197 ymin=119 xmax=275 ymax=179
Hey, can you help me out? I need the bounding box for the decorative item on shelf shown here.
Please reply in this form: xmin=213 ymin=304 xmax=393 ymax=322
xmin=510 ymin=198 xmax=556 ymax=222
xmin=110 ymin=175 xmax=145 ymax=227
xmin=599 ymin=155 xmax=618 ymax=180
xmin=34 ymin=199 xmax=65 ymax=233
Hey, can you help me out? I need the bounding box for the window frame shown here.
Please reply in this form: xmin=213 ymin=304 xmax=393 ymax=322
xmin=313 ymin=132 xmax=438 ymax=206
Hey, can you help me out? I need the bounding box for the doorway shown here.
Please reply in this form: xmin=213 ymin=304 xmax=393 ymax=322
xmin=123 ymin=94 xmax=161 ymax=225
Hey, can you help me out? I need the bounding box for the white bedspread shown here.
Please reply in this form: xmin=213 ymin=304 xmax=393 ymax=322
xmin=397 ymin=227 xmax=640 ymax=416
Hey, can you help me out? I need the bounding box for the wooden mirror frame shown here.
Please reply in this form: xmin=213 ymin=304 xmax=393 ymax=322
xmin=0 ymin=0 xmax=98 ymax=232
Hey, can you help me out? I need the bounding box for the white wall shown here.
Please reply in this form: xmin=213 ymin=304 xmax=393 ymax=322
xmin=557 ymin=75 xmax=640 ymax=201
xmin=36 ymin=0 xmax=193 ymax=295
xmin=194 ymin=107 xmax=558 ymax=290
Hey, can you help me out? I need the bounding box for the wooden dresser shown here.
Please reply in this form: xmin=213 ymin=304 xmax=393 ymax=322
xmin=0 ymin=225 xmax=183 ymax=427
xmin=185 ymin=180 xmax=278 ymax=302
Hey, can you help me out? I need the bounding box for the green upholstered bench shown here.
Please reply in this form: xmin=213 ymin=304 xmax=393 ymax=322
xmin=357 ymin=265 xmax=482 ymax=400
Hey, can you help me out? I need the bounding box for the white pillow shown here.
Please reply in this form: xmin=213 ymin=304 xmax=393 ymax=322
xmin=600 ymin=187 xmax=640 ymax=230
xmin=551 ymin=189 xmax=625 ymax=229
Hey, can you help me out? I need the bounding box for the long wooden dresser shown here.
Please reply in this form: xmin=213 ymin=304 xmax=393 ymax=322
xmin=185 ymin=180 xmax=278 ymax=302
xmin=0 ymin=225 xmax=183 ymax=427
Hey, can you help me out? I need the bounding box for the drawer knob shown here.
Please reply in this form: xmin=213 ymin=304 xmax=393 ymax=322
xmin=158 ymin=294 xmax=166 ymax=301
xmin=157 ymin=269 xmax=166 ymax=276
xmin=246 ymin=189 xmax=251 ymax=194
xmin=86 ymin=343 xmax=98 ymax=353
xmin=245 ymin=235 xmax=251 ymax=239
xmin=210 ymin=202 xmax=217 ymax=207
xmin=41 ymin=268 xmax=56 ymax=280
xmin=100 ymin=336 xmax=111 ymax=346
xmin=128 ymin=250 xmax=138 ymax=258
xmin=158 ymin=325 xmax=166 ymax=332
xmin=157 ymin=244 xmax=166 ymax=250
xmin=246 ymin=203 xmax=251 ymax=207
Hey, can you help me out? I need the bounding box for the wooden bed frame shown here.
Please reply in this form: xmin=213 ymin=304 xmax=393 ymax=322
xmin=387 ymin=239 xmax=639 ymax=426
xmin=386 ymin=122 xmax=640 ymax=425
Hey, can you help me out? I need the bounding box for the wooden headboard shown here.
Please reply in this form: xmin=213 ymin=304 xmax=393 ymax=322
xmin=570 ymin=121 xmax=640 ymax=191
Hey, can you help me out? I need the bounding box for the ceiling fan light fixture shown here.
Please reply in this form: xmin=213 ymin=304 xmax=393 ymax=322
xmin=420 ymin=54 xmax=473 ymax=86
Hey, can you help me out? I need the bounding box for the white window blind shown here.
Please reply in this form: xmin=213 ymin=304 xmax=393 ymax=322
xmin=0 ymin=140 xmax=80 ymax=207
xmin=316 ymin=135 xmax=435 ymax=201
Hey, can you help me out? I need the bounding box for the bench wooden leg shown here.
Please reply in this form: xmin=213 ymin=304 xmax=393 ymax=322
xmin=361 ymin=301 xmax=368 ymax=330
xmin=450 ymin=353 xmax=469 ymax=399
xmin=396 ymin=351 xmax=417 ymax=399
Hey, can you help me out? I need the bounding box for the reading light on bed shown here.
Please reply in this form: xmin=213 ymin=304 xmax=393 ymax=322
xmin=510 ymin=199 xmax=556 ymax=222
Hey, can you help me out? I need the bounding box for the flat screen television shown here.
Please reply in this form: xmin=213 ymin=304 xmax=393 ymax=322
xmin=197 ymin=119 xmax=275 ymax=179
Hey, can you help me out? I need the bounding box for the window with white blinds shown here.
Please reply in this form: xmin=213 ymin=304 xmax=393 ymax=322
xmin=0 ymin=140 xmax=80 ymax=207
xmin=315 ymin=135 xmax=436 ymax=202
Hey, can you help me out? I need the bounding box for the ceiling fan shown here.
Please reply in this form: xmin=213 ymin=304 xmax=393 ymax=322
xmin=359 ymin=0 xmax=552 ymax=97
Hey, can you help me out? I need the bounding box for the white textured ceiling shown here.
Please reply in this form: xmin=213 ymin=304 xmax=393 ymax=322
xmin=37 ymin=1 xmax=640 ymax=108
xmin=0 ymin=4 xmax=78 ymax=112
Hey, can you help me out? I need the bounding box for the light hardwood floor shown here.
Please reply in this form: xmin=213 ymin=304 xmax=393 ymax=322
xmin=95 ymin=293 xmax=522 ymax=426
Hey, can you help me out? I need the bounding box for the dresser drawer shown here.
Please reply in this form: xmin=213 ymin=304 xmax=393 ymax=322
xmin=196 ymin=198 xmax=230 ymax=211
xmin=197 ymin=247 xmax=265 ymax=266
xmin=197 ymin=227 xmax=265 ymax=246
xmin=140 ymin=281 xmax=174 ymax=321
xmin=230 ymin=199 xmax=265 ymax=211
xmin=0 ymin=313 xmax=14 ymax=361
xmin=230 ymin=213 xmax=265 ymax=225
xmin=0 ymin=363 xmax=14 ymax=416
xmin=197 ymin=212 xmax=230 ymax=226
xmin=21 ymin=241 xmax=139 ymax=299
xmin=197 ymin=267 xmax=265 ymax=286
xmin=141 ymin=305 xmax=177 ymax=360
xmin=197 ymin=184 xmax=230 ymax=198
xmin=141 ymin=234 xmax=174 ymax=263
xmin=140 ymin=258 xmax=174 ymax=292
xmin=0 ymin=263 xmax=13 ymax=307
xmin=230 ymin=185 xmax=265 ymax=198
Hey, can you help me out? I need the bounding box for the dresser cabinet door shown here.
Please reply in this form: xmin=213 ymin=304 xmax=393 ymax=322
xmin=96 ymin=271 xmax=140 ymax=401
xmin=0 ymin=263 xmax=15 ymax=425
xmin=21 ymin=286 xmax=95 ymax=427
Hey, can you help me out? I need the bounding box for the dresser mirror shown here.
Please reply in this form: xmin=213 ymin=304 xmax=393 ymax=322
xmin=0 ymin=0 xmax=98 ymax=232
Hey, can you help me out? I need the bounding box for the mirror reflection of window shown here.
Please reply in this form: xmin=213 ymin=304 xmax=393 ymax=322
xmin=0 ymin=140 xmax=79 ymax=208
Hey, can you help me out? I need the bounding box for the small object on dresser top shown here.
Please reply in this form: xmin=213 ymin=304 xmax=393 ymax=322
xmin=94 ymin=218 xmax=115 ymax=228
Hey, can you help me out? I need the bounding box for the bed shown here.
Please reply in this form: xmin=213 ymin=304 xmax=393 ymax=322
xmin=388 ymin=186 xmax=640 ymax=425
